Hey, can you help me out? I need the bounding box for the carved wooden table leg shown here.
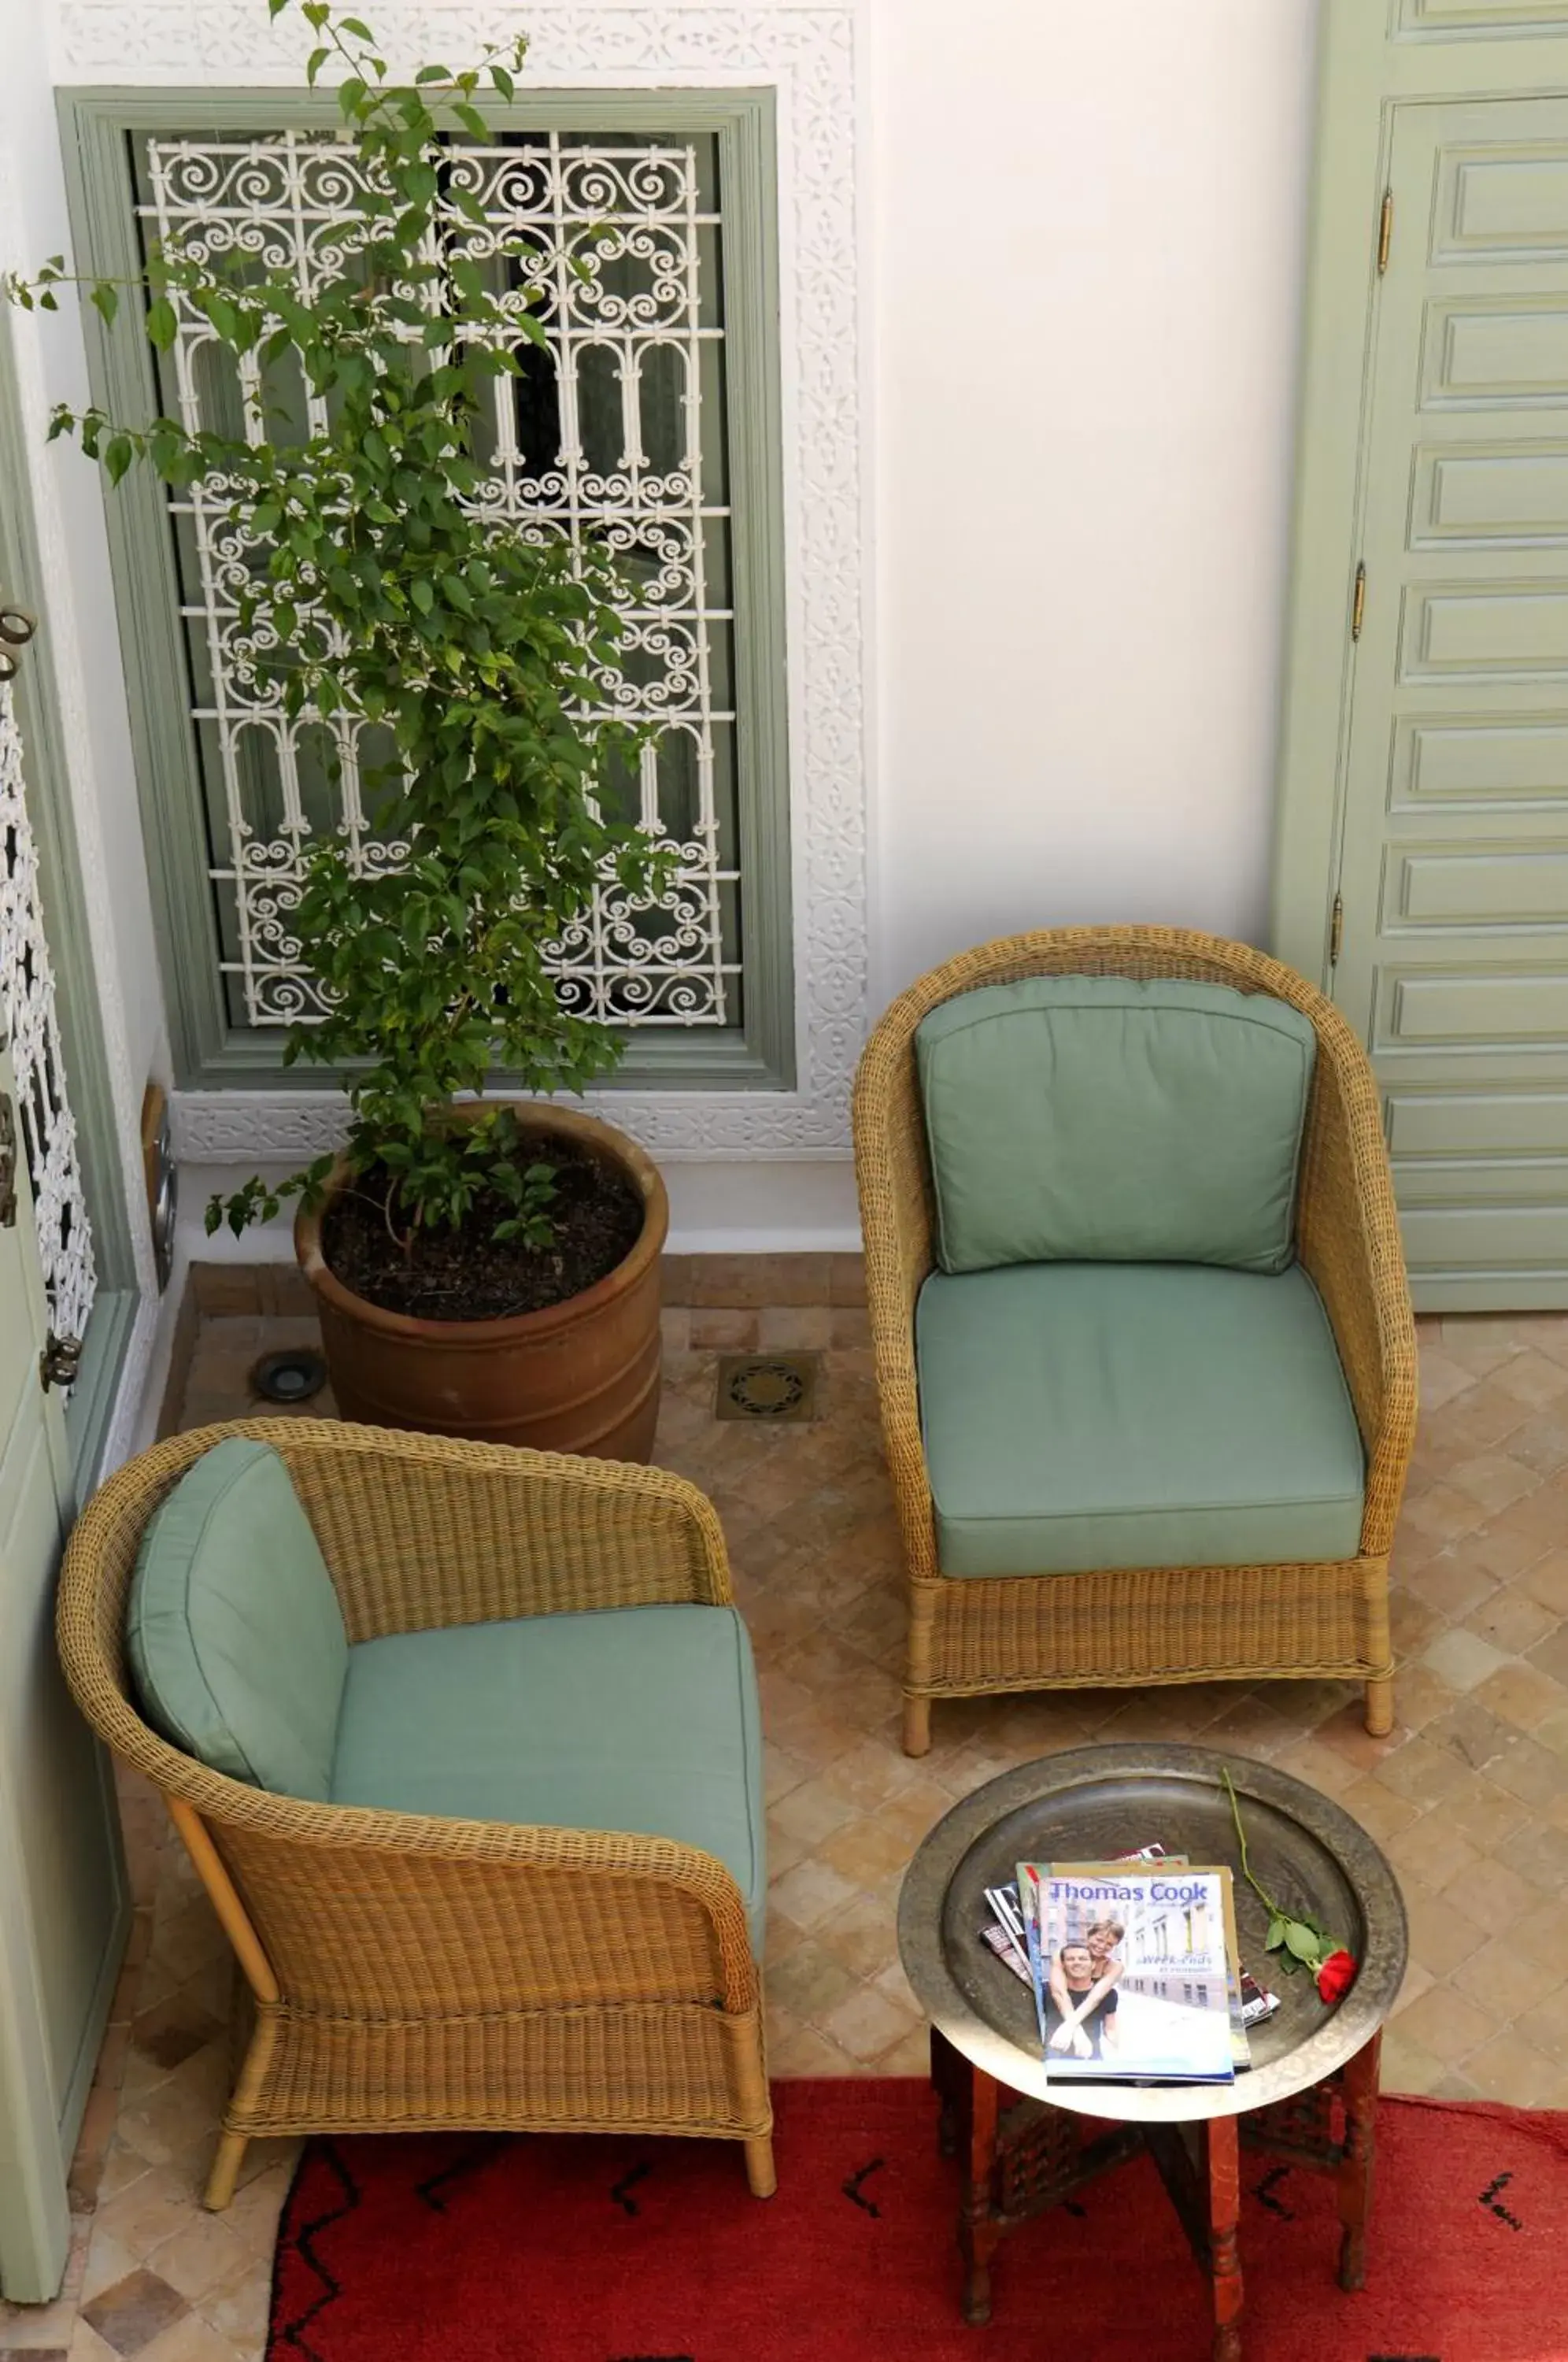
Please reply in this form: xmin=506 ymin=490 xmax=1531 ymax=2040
xmin=1336 ymin=2032 xmax=1380 ymax=2292
xmin=960 ymin=2063 xmax=1000 ymax=2326
xmin=930 ymin=2025 xmax=962 ymax=2160
xmin=1206 ymin=2115 xmax=1244 ymax=2362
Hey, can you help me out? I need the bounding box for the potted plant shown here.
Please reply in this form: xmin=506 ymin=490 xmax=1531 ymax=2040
xmin=8 ymin=0 xmax=675 ymax=1457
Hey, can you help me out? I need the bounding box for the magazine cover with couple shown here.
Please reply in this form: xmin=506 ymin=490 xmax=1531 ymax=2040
xmin=1019 ymin=1864 xmax=1236 ymax=2085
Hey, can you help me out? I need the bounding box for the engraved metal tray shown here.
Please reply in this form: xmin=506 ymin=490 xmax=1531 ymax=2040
xmin=898 ymin=1742 xmax=1407 ymax=2123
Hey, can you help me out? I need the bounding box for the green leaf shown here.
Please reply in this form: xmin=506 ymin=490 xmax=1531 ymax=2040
xmin=490 ymin=63 xmax=515 ymax=101
xmin=103 ymin=434 xmax=135 ymax=486
xmin=146 ymin=297 xmax=178 ymax=351
xmin=1265 ymin=1916 xmax=1286 ymax=1952
xmin=1282 ymin=1921 xmax=1322 ymax=1964
xmin=306 ymin=45 xmax=330 ymax=83
xmin=89 ymin=282 xmax=119 ymax=328
xmin=410 ymin=576 xmax=434 ymax=613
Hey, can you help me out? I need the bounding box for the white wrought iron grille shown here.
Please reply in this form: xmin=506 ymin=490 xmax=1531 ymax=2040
xmin=135 ymin=125 xmax=742 ymax=1032
xmin=0 ymin=683 xmax=97 ymax=1343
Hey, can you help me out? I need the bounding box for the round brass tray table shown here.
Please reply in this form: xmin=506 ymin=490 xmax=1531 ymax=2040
xmin=897 ymin=1743 xmax=1407 ymax=2362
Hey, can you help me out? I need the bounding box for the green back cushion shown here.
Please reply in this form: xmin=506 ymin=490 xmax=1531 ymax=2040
xmin=127 ymin=1438 xmax=348 ymax=1800
xmin=915 ymin=976 xmax=1316 ymax=1275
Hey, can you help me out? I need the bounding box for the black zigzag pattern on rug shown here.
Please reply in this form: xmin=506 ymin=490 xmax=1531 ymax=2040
xmin=415 ymin=2137 xmax=508 ymax=2215
xmin=1479 ymin=2169 xmax=1523 ymax=2231
xmin=268 ymin=2143 xmax=359 ymax=2362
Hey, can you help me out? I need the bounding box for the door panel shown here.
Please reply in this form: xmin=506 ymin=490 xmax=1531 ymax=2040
xmin=1335 ymin=95 xmax=1568 ymax=1301
xmin=0 ymin=1047 xmax=125 ymax=2301
xmin=1400 ymin=2 xmax=1568 ymax=28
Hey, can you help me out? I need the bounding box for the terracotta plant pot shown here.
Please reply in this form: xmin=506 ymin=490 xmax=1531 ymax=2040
xmin=295 ymin=1104 xmax=668 ymax=1461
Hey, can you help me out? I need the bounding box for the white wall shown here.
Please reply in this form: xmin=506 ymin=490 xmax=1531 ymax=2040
xmin=870 ymin=0 xmax=1322 ymax=1001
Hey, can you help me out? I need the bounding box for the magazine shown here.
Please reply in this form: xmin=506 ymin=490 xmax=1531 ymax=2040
xmin=978 ymin=1845 xmax=1279 ymax=2055
xmin=1017 ymin=1861 xmax=1237 ymax=2084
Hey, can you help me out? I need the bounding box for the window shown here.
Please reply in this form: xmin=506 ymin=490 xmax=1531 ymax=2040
xmin=66 ymin=91 xmax=790 ymax=1090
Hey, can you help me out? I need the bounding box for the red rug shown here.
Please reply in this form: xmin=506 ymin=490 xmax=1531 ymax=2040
xmin=268 ymin=2079 xmax=1568 ymax=2362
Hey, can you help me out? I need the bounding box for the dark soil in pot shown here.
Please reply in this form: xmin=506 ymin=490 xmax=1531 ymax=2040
xmin=320 ymin=1134 xmax=645 ymax=1322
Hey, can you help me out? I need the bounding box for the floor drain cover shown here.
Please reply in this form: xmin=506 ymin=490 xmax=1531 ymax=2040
xmin=715 ymin=1351 xmax=819 ymax=1423
xmin=251 ymin=1349 xmax=329 ymax=1405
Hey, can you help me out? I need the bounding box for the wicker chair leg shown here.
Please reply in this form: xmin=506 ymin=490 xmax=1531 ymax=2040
xmin=205 ymin=2130 xmax=248 ymax=2212
xmin=1363 ymin=1674 xmax=1395 ymax=1738
xmin=744 ymin=2135 xmax=778 ymax=2197
xmin=902 ymin=1692 xmax=933 ymax=1757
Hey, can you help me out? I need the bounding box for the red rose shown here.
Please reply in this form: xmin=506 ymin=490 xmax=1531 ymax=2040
xmin=1315 ymin=1949 xmax=1356 ymax=2005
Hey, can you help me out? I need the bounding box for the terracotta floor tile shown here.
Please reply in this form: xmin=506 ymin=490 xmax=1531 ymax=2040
xmin=1445 ymin=1453 xmax=1540 ymax=1516
xmin=1511 ymin=1892 xmax=1568 ymax=1968
xmin=1440 ymin=1780 xmax=1533 ymax=1853
xmin=1463 ymin=1584 xmax=1561 ymax=1658
xmin=1400 ymin=1553 xmax=1498 ymax=1624
xmin=1418 ymin=1628 xmax=1511 ymax=1695
xmin=1483 ymin=1734 xmax=1566 ymax=1808
xmin=1392 ymin=1982 xmax=1500 ymax=2064
xmin=1371 ymin=1734 xmax=1480 ymax=1814
xmin=764 ymin=1939 xmax=862 ymax=2027
xmin=1489 ymin=1349 xmax=1568 ymax=1410
xmin=1454 ymin=2031 xmax=1568 ymax=2110
xmin=1376 ymin=2029 xmax=1448 ymax=2096
xmin=1336 ymin=1776 xmax=1422 ymax=1848
xmin=1383 ymin=1814 xmax=1481 ymax=1891
xmin=1400 ymin=1880 xmax=1490 ymax=1976
xmin=79 ymin=2268 xmax=187 ymax=2356
xmin=1470 ymin=1659 xmax=1564 ymax=1733
xmin=816 ymin=1981 xmax=923 ymax=2065
xmin=1518 ymin=1546 xmax=1568 ymax=1616
xmin=1437 ymin=1853 xmax=1540 ymax=1929
xmin=1452 ymin=1934 xmax=1565 ymax=2019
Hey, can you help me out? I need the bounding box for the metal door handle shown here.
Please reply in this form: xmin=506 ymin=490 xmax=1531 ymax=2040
xmin=0 ymin=1095 xmax=16 ymax=1228
xmin=0 ymin=604 xmax=35 ymax=687
xmin=39 ymin=1332 xmax=82 ymax=1392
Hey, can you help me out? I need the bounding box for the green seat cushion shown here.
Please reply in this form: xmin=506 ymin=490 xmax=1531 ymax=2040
xmin=127 ymin=1438 xmax=348 ymax=1799
xmin=916 ymin=1261 xmax=1365 ymax=1576
xmin=331 ymin=1604 xmax=766 ymax=1957
xmin=915 ymin=976 xmax=1316 ymax=1274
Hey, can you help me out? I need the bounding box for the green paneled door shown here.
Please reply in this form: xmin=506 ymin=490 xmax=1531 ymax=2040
xmin=1331 ymin=95 xmax=1568 ymax=1306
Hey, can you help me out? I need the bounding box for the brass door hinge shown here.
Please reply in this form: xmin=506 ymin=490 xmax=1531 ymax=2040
xmin=1378 ymin=189 xmax=1394 ymax=276
xmin=1352 ymin=563 xmax=1367 ymax=642
xmin=1329 ymin=893 xmax=1344 ymax=968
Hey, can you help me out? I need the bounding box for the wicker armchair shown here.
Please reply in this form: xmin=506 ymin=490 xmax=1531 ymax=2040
xmin=852 ymin=925 xmax=1417 ymax=1757
xmin=57 ymin=1420 xmax=774 ymax=2206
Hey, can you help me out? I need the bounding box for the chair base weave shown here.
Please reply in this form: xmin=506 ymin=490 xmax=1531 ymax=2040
xmin=224 ymin=1997 xmax=773 ymax=2146
xmin=909 ymin=1553 xmax=1392 ymax=1697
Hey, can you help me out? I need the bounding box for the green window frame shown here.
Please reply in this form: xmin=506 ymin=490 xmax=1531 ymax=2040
xmin=58 ymin=87 xmax=793 ymax=1094
xmin=0 ymin=313 xmax=139 ymax=1493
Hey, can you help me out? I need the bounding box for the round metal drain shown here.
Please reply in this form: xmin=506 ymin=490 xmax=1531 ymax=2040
xmin=251 ymin=1348 xmax=329 ymax=1405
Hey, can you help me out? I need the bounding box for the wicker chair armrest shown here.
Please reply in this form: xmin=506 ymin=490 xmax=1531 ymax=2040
xmin=207 ymin=1795 xmax=760 ymax=2020
xmin=1296 ymin=1020 xmax=1418 ymax=1559
xmin=853 ymin=1010 xmax=940 ymax=1584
